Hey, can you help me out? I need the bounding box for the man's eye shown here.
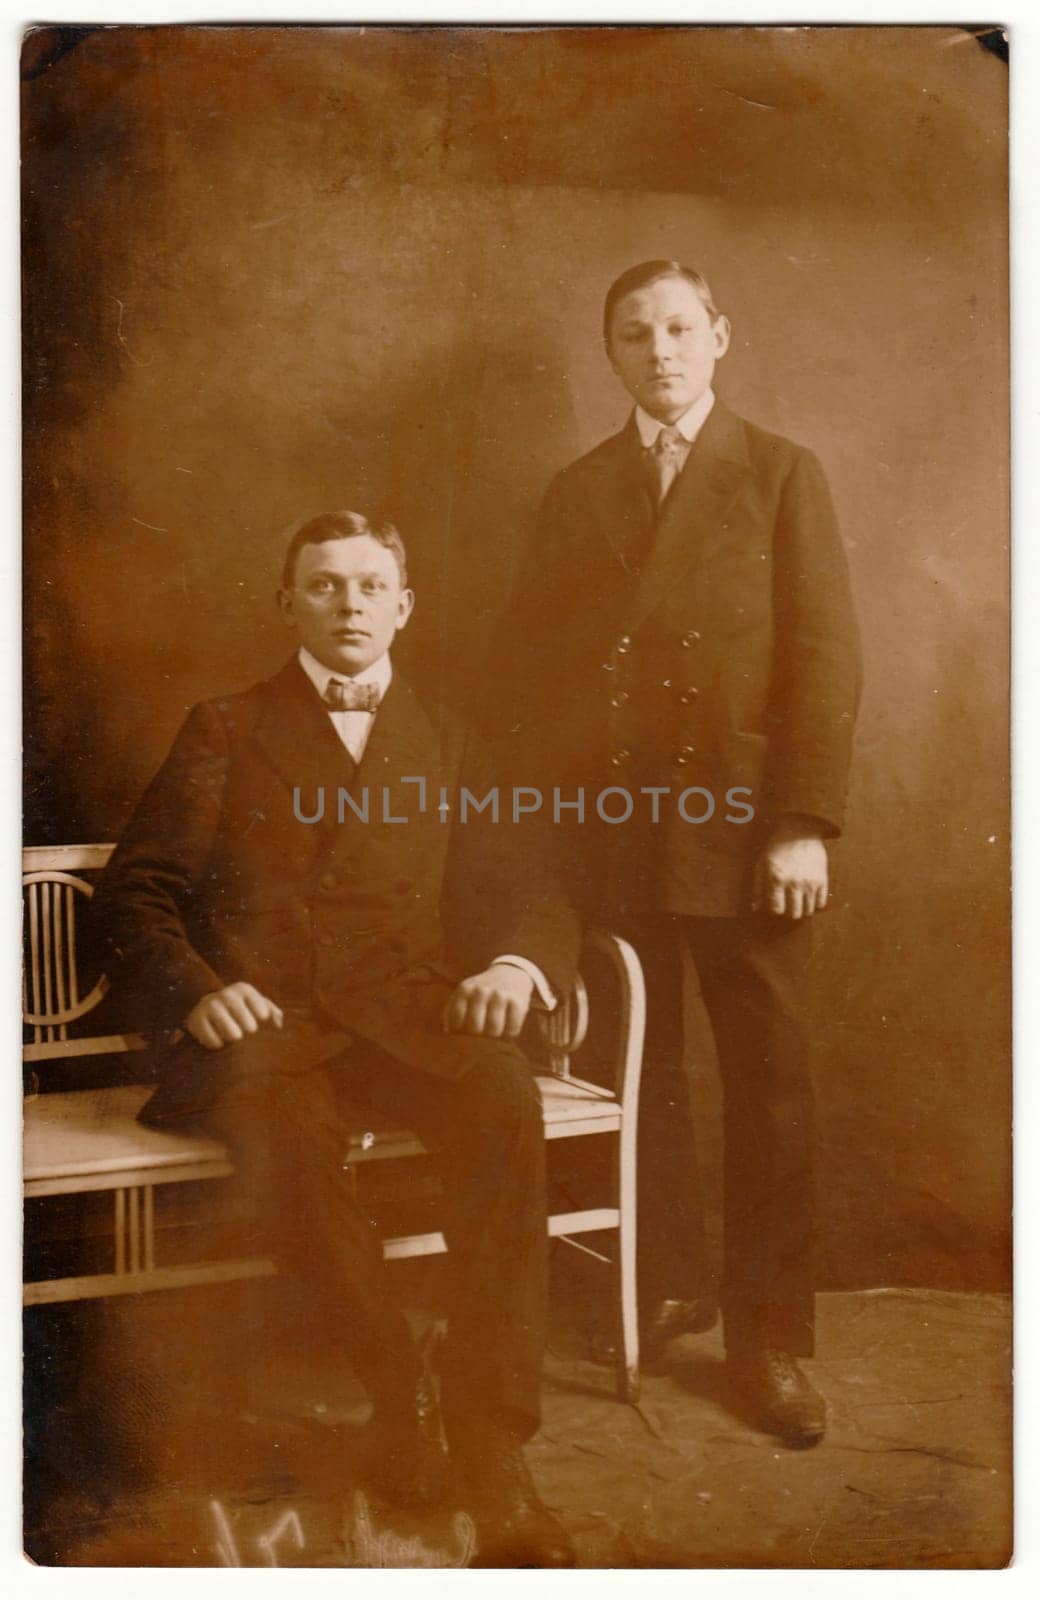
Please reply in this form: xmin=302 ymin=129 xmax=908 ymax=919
xmin=669 ymin=323 xmax=690 ymax=336
xmin=361 ymin=580 xmax=384 ymax=595
xmin=310 ymin=580 xmax=334 ymax=595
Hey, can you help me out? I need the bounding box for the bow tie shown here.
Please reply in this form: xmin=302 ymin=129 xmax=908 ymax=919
xmin=323 ymin=678 xmax=380 ymax=713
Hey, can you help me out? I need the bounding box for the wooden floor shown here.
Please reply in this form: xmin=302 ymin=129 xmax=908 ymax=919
xmin=23 ymin=1278 xmax=1011 ymax=1568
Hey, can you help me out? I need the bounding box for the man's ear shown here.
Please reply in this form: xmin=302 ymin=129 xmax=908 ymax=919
xmin=395 ymin=588 xmax=415 ymax=632
xmin=277 ymin=588 xmax=296 ymax=628
xmin=712 ymin=315 xmax=732 ymax=360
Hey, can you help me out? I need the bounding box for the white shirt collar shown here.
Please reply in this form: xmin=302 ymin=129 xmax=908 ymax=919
xmin=634 ymin=387 xmax=716 ymax=449
xmin=297 ymin=646 xmax=393 ymax=703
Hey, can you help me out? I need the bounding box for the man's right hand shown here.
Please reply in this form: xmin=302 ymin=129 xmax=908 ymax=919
xmin=184 ymin=982 xmax=284 ymax=1051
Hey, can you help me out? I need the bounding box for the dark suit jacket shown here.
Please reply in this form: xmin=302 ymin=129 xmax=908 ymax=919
xmin=93 ymin=658 xmax=580 ymax=1114
xmin=490 ymin=401 xmax=862 ymax=918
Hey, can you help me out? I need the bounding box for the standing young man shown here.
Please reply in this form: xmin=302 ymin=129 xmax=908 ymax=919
xmin=93 ymin=512 xmax=580 ymax=1564
xmin=493 ymin=261 xmax=861 ymax=1446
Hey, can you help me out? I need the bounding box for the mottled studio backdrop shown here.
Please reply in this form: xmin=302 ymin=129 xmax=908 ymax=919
xmin=22 ymin=26 xmax=1009 ymax=1291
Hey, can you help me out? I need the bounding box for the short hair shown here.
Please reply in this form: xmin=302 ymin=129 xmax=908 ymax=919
xmin=603 ymin=260 xmax=722 ymax=346
xmin=281 ymin=510 xmax=409 ymax=590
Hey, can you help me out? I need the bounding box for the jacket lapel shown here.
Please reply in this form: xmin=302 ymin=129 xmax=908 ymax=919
xmin=330 ymin=673 xmax=447 ymax=864
xmin=619 ymin=400 xmax=751 ymax=639
xmin=249 ymin=661 xmax=444 ymax=868
xmin=352 ymin=673 xmax=442 ymax=787
xmin=579 ymin=418 xmax=657 ymax=579
xmin=251 ymin=658 xmax=357 ymax=842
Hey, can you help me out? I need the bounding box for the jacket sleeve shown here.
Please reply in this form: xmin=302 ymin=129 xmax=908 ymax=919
xmin=764 ymin=448 xmax=863 ymax=835
xmin=91 ymin=701 xmax=230 ymax=1036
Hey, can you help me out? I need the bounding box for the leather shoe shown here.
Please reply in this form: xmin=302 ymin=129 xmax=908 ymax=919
xmin=358 ymin=1370 xmax=451 ymax=1510
xmin=727 ymin=1344 xmax=826 ymax=1448
xmin=590 ymin=1296 xmax=718 ymax=1369
xmin=642 ymin=1296 xmax=719 ymax=1362
xmin=451 ymin=1420 xmax=576 ymax=1568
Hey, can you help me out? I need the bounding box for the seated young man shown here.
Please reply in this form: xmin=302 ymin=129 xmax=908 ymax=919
xmin=92 ymin=510 xmax=580 ymax=1567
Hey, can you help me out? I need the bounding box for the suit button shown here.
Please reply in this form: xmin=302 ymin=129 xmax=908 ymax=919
xmin=610 ymin=749 xmax=631 ymax=767
xmin=675 ymin=746 xmax=696 ymax=766
xmin=319 ymin=871 xmax=338 ymax=891
xmin=610 ymin=690 xmax=629 ymax=708
xmin=601 ymin=660 xmax=615 ymax=673
xmin=616 ymin=635 xmax=632 ymax=654
xmin=679 ymin=686 xmax=699 ymax=704
xmin=681 ymin=630 xmax=701 ymax=648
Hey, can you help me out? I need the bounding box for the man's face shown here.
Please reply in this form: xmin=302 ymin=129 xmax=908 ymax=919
xmin=279 ymin=535 xmax=414 ymax=676
xmin=607 ymin=275 xmax=730 ymax=424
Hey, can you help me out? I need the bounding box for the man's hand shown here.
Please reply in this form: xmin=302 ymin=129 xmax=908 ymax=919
xmin=184 ymin=982 xmax=285 ymax=1051
xmin=442 ymin=963 xmax=535 ymax=1039
xmin=752 ymin=819 xmax=829 ymax=920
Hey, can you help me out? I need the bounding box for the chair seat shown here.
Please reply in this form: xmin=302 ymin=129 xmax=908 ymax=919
xmin=23 ymin=1085 xmax=232 ymax=1196
xmin=345 ymin=1074 xmax=621 ymax=1163
xmin=537 ymin=1073 xmax=622 ymax=1136
xmin=24 ymin=1074 xmax=624 ymax=1194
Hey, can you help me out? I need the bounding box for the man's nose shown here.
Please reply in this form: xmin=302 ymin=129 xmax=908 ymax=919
xmin=337 ymin=584 xmax=365 ymax=612
xmin=648 ymin=327 xmax=674 ymax=363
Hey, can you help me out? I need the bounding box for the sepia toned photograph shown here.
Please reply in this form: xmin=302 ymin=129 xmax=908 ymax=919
xmin=21 ymin=21 xmax=1011 ymax=1569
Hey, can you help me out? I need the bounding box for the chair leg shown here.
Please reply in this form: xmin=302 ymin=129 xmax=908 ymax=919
xmin=616 ymin=1130 xmax=640 ymax=1404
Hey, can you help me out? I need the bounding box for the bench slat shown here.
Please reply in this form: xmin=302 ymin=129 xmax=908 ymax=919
xmin=24 ymin=1258 xmax=277 ymax=1306
xmin=22 ymin=843 xmax=116 ymax=874
xmin=24 ymin=1033 xmax=148 ymax=1063
xmin=24 ymin=1085 xmax=229 ymax=1189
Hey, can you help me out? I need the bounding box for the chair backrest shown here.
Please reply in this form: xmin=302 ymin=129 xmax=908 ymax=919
xmin=22 ymin=844 xmax=146 ymax=1067
xmin=540 ymin=974 xmax=590 ymax=1079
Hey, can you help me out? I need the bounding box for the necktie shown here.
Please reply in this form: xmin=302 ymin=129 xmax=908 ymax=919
xmin=645 ymin=424 xmax=690 ymax=506
xmin=323 ymin=678 xmax=380 ymax=712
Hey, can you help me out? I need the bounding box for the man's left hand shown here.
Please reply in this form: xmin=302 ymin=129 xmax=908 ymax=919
xmin=752 ymin=819 xmax=829 ymax=919
xmin=443 ymin=963 xmax=535 ymax=1038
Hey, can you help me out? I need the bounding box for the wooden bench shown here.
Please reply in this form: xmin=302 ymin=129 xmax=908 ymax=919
xmin=23 ymin=844 xmax=646 ymax=1400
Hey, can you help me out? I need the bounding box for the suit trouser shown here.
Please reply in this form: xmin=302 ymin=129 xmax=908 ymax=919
xmin=150 ymin=1011 xmax=548 ymax=1439
xmin=628 ymin=912 xmax=817 ymax=1357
